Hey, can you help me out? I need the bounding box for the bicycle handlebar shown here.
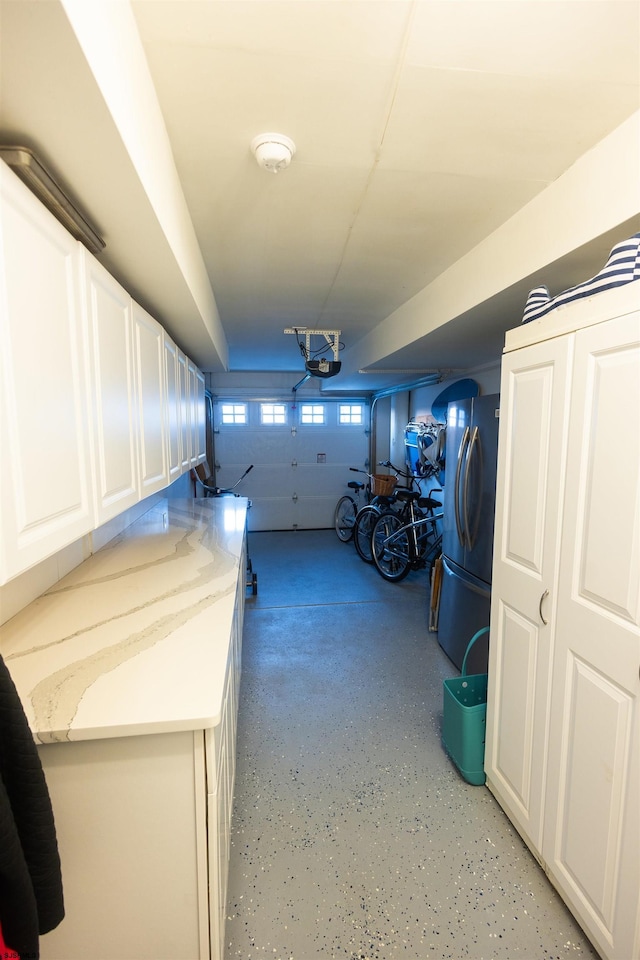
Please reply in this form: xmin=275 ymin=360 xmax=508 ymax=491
xmin=378 ymin=459 xmax=415 ymax=483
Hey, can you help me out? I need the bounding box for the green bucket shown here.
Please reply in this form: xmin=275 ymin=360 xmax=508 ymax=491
xmin=442 ymin=627 xmax=489 ymax=785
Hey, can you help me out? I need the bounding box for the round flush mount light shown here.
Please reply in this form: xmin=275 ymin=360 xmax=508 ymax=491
xmin=251 ymin=133 xmax=296 ymax=173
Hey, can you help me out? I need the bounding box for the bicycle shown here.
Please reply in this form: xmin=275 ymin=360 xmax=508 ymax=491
xmin=371 ymin=487 xmax=443 ymax=582
xmin=334 ymin=468 xmax=372 ymax=542
xmin=352 ymin=461 xmax=416 ymax=564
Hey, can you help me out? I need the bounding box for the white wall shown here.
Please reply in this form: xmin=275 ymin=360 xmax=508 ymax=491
xmin=411 ymin=364 xmax=501 ymax=423
xmin=60 ymin=0 xmax=228 ymax=371
xmin=342 ymin=112 xmax=640 ymax=378
xmin=0 ymin=473 xmax=192 ymax=627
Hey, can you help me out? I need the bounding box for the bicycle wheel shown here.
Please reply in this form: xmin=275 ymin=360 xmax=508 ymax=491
xmin=372 ymin=512 xmax=411 ymax=582
xmin=353 ymin=505 xmax=381 ymax=563
xmin=334 ymin=495 xmax=356 ymax=542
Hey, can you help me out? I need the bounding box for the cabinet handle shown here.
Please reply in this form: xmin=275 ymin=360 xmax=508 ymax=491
xmin=539 ymin=589 xmax=549 ymax=625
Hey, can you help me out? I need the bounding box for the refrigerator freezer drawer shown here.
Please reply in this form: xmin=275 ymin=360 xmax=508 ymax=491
xmin=437 ymin=555 xmax=490 ymax=674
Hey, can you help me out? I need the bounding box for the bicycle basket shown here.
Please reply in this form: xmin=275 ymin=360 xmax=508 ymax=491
xmin=372 ymin=474 xmax=396 ymax=496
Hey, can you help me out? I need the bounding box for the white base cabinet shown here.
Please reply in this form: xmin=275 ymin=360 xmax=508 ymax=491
xmin=38 ymin=731 xmax=208 ymax=960
xmin=39 ymin=653 xmax=241 ymax=960
xmin=0 ymin=500 xmax=247 ymax=960
xmin=486 ymin=284 xmax=640 ymax=960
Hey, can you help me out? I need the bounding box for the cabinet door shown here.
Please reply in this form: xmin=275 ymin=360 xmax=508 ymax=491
xmin=187 ymin=359 xmax=199 ymax=469
xmin=178 ymin=349 xmax=191 ymax=473
xmin=485 ymin=335 xmax=572 ymax=851
xmin=195 ymin=367 xmax=207 ymax=466
xmin=0 ymin=164 xmax=93 ymax=583
xmin=133 ymin=303 xmax=169 ymax=497
xmin=163 ymin=333 xmax=182 ymax=483
xmin=542 ymin=312 xmax=640 ymax=960
xmin=82 ymin=250 xmax=139 ymax=524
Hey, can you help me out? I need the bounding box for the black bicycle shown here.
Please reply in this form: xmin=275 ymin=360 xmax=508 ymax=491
xmin=371 ymin=487 xmax=442 ymax=582
xmin=352 ymin=461 xmax=417 ymax=563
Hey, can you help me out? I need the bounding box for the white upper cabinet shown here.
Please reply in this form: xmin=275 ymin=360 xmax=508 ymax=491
xmin=163 ymin=332 xmax=182 ymax=483
xmin=195 ymin=366 xmax=207 ymax=466
xmin=1 ymin=158 xmax=211 ymax=584
xmin=132 ymin=302 xmax=169 ymax=498
xmin=187 ymin=357 xmax=207 ymax=468
xmin=177 ymin=349 xmax=191 ymax=472
xmin=80 ymin=248 xmax=139 ymax=525
xmin=187 ymin=358 xmax=198 ymax=468
xmin=0 ymin=162 xmax=94 ymax=583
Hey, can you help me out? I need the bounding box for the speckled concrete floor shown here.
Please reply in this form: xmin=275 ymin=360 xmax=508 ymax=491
xmin=225 ymin=530 xmax=599 ymax=960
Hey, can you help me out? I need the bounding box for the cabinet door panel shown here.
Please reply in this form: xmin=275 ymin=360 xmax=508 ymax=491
xmin=543 ymin=311 xmax=640 ymax=960
xmin=0 ymin=165 xmax=93 ymax=582
xmin=133 ymin=303 xmax=168 ymax=497
xmin=178 ymin=349 xmax=191 ymax=472
xmin=187 ymin=359 xmax=199 ymax=468
xmin=486 ymin=336 xmax=572 ymax=849
xmin=83 ymin=251 xmax=139 ymax=523
xmin=195 ymin=366 xmax=207 ymax=465
xmin=163 ymin=333 xmax=182 ymax=483
xmin=489 ymin=602 xmax=540 ymax=817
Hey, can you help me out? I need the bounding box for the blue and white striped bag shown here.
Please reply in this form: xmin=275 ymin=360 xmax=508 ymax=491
xmin=522 ymin=233 xmax=640 ymax=324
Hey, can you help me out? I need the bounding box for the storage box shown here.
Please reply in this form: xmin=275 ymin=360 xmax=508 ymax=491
xmin=442 ymin=627 xmax=489 ymax=785
xmin=404 ymin=424 xmax=431 ymax=476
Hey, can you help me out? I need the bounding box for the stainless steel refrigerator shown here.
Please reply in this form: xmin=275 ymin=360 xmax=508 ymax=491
xmin=437 ymin=394 xmax=500 ymax=674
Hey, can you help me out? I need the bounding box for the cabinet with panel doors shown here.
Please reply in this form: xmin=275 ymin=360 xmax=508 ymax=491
xmin=0 ymin=159 xmax=208 ymax=586
xmin=81 ymin=246 xmax=140 ymax=525
xmin=0 ymin=160 xmax=94 ymax=583
xmin=486 ymin=282 xmax=640 ymax=960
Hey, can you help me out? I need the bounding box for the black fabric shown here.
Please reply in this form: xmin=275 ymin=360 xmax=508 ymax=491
xmin=0 ymin=655 xmax=64 ymax=959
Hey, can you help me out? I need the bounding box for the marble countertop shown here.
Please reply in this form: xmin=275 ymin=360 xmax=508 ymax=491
xmin=0 ymin=498 xmax=247 ymax=743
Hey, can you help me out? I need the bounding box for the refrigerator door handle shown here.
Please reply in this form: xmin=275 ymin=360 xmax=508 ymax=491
xmin=454 ymin=426 xmax=470 ymax=547
xmin=463 ymin=426 xmax=483 ymax=549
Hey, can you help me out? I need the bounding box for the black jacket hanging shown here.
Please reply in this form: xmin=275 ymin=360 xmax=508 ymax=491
xmin=0 ymin=654 xmax=64 ymax=959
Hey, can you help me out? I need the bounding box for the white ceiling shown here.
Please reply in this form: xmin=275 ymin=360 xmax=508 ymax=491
xmin=1 ymin=0 xmax=639 ymax=391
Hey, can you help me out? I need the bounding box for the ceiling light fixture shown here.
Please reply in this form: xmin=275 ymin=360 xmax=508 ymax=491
xmin=251 ymin=133 xmax=296 ymax=173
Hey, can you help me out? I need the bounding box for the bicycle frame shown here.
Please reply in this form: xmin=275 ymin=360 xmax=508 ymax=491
xmin=372 ymin=490 xmax=443 ymax=581
xmin=382 ymin=509 xmax=442 ymax=567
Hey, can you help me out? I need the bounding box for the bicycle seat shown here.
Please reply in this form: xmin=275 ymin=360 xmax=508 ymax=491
xmin=418 ymin=496 xmax=442 ymax=509
xmin=348 ymin=481 xmax=365 ymax=491
xmin=395 ymin=488 xmax=421 ymax=502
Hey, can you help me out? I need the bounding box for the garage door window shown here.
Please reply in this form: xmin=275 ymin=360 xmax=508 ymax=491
xmin=261 ymin=403 xmax=287 ymax=425
xmin=221 ymin=403 xmax=247 ymax=424
xmin=339 ymin=403 xmax=364 ymax=425
xmin=300 ymin=404 xmax=325 ymax=425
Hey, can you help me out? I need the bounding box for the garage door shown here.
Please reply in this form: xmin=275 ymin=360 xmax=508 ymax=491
xmin=211 ymin=397 xmax=370 ymax=531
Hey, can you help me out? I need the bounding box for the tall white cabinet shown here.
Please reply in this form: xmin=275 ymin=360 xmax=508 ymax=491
xmin=486 ymin=283 xmax=640 ymax=960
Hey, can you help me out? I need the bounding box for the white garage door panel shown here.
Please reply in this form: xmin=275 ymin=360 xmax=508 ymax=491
xmin=247 ymin=498 xmax=296 ymax=532
xmin=216 ymin=430 xmax=293 ymax=469
xmin=212 ymin=399 xmax=368 ymax=531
